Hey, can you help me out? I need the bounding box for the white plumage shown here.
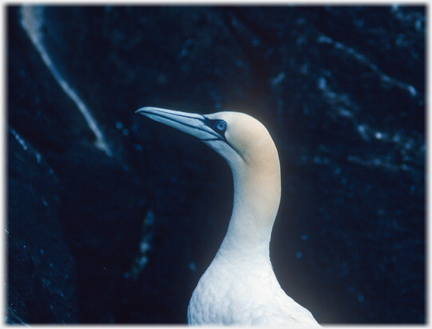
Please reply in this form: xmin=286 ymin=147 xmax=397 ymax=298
xmin=136 ymin=107 xmax=320 ymax=326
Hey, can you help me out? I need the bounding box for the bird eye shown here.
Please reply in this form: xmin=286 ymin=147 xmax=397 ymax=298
xmin=214 ymin=120 xmax=227 ymax=132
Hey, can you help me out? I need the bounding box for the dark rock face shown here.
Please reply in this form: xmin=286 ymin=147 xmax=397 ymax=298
xmin=7 ymin=5 xmax=425 ymax=324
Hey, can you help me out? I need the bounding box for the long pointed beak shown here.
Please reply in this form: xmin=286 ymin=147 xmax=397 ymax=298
xmin=136 ymin=107 xmax=220 ymax=141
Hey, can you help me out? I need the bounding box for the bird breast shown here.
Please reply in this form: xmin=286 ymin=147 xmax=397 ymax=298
xmin=188 ymin=250 xmax=317 ymax=326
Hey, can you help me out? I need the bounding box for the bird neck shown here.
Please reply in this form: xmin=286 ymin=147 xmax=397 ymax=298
xmin=220 ymin=145 xmax=281 ymax=257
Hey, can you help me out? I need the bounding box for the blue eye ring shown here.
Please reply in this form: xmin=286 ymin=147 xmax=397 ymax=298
xmin=214 ymin=120 xmax=227 ymax=132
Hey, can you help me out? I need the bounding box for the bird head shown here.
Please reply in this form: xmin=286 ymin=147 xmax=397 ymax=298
xmin=135 ymin=107 xmax=279 ymax=174
xmin=136 ymin=107 xmax=281 ymax=242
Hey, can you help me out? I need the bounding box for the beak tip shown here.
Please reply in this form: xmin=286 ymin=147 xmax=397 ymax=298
xmin=135 ymin=107 xmax=147 ymax=114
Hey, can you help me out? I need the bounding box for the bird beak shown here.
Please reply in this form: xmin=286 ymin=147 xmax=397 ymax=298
xmin=136 ymin=107 xmax=221 ymax=141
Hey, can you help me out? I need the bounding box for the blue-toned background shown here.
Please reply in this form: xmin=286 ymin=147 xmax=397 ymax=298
xmin=7 ymin=5 xmax=425 ymax=324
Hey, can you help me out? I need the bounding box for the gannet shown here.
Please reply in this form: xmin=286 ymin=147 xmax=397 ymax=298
xmin=136 ymin=106 xmax=320 ymax=326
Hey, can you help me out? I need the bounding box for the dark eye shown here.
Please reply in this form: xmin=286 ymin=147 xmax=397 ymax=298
xmin=214 ymin=120 xmax=227 ymax=132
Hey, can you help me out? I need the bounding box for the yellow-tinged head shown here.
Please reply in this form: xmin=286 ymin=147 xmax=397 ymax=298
xmin=136 ymin=107 xmax=281 ymax=244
